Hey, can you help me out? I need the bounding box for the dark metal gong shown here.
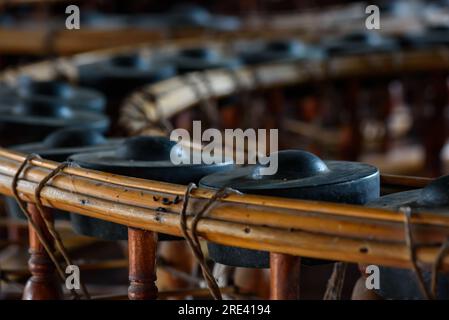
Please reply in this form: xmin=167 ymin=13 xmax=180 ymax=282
xmin=323 ymin=31 xmax=398 ymax=56
xmin=238 ymin=39 xmax=321 ymax=65
xmin=165 ymin=4 xmax=240 ymax=31
xmin=170 ymin=47 xmax=241 ymax=74
xmin=0 ymin=83 xmax=18 ymax=105
xmin=5 ymin=128 xmax=121 ymax=221
xmin=0 ymin=99 xmax=109 ymax=146
xmin=77 ymin=53 xmax=176 ymax=99
xmin=398 ymin=25 xmax=449 ymax=49
xmin=367 ymin=174 xmax=449 ymax=300
xmin=199 ymin=150 xmax=380 ymax=268
xmin=69 ymin=136 xmax=233 ymax=240
xmin=13 ymin=78 xmax=106 ymax=113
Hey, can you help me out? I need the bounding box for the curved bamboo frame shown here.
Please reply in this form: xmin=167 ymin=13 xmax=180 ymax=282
xmin=119 ymin=48 xmax=449 ymax=135
xmin=0 ymin=148 xmax=447 ymax=271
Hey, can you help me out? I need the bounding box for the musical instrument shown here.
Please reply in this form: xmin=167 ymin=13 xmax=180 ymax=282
xmin=0 ymin=99 xmax=109 ymax=146
xmin=200 ymin=149 xmax=380 ymax=268
xmin=1 ymin=0 xmax=449 ymax=301
xmin=367 ymin=174 xmax=449 ymax=299
xmin=69 ymin=136 xmax=233 ymax=240
xmin=4 ymin=128 xmax=120 ymax=221
xmin=12 ymin=78 xmax=106 ymax=113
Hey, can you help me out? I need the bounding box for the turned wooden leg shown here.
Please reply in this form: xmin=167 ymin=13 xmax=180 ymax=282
xmin=23 ymin=203 xmax=62 ymax=300
xmin=128 ymin=227 xmax=158 ymax=300
xmin=270 ymin=253 xmax=301 ymax=300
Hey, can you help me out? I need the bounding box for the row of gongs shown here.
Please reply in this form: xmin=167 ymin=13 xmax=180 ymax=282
xmin=1 ymin=1 xmax=448 ymax=34
xmin=1 ymin=27 xmax=448 ymax=137
xmin=3 ymin=125 xmax=449 ymax=300
xmin=1 ymin=33 xmax=449 ymax=300
xmin=1 ymin=5 xmax=240 ymax=31
xmin=0 ymin=79 xmax=447 ymax=299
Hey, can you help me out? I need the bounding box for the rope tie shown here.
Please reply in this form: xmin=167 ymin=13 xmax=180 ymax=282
xmin=11 ymin=155 xmax=85 ymax=299
xmin=124 ymin=92 xmax=172 ymax=136
xmin=225 ymin=68 xmax=252 ymax=110
xmin=34 ymin=161 xmax=90 ymax=299
xmin=225 ymin=68 xmax=246 ymax=94
xmin=55 ymin=59 xmax=79 ymax=85
xmin=400 ymin=206 xmax=432 ymax=300
xmin=323 ymin=262 xmax=347 ymax=300
xmin=198 ymin=72 xmax=217 ymax=101
xmin=250 ymin=67 xmax=263 ymax=91
xmin=183 ymin=74 xmax=220 ymax=128
xmin=180 ymin=183 xmax=240 ymax=300
xmin=201 ymin=72 xmax=222 ymax=128
xmin=430 ymin=237 xmax=449 ymax=299
xmin=228 ymin=67 xmax=263 ymax=129
xmin=140 ymin=90 xmax=173 ymax=133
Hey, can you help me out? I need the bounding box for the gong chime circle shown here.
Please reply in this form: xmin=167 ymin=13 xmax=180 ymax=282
xmin=3 ymin=0 xmax=449 ymax=301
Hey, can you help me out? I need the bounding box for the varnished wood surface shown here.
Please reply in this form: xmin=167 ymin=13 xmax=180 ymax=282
xmin=128 ymin=228 xmax=158 ymax=300
xmin=270 ymin=253 xmax=301 ymax=300
xmin=22 ymin=203 xmax=62 ymax=300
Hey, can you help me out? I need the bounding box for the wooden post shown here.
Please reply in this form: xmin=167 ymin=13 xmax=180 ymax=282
xmin=128 ymin=227 xmax=158 ymax=300
xmin=22 ymin=203 xmax=62 ymax=300
xmin=270 ymin=253 xmax=301 ymax=300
